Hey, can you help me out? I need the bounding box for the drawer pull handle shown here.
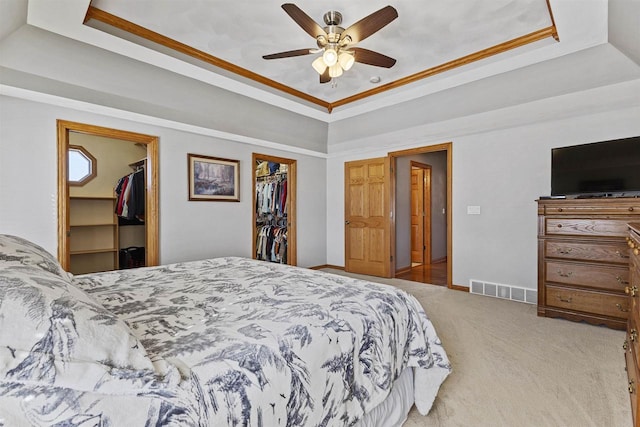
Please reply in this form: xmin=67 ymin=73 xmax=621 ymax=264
xmin=624 ymin=340 xmax=629 ymax=351
xmin=631 ymin=329 xmax=638 ymax=342
xmin=557 ymin=296 xmax=572 ymax=303
xmin=616 ymin=303 xmax=630 ymax=313
xmin=557 ymin=248 xmax=573 ymax=255
xmin=616 ymin=276 xmax=629 ymax=285
xmin=625 ymin=286 xmax=638 ymax=297
xmin=630 ymin=380 xmax=635 ymax=394
xmin=630 ymin=207 xmax=635 ymax=212
xmin=556 ymin=224 xmax=563 ymax=228
xmin=557 ymin=208 xmax=563 ymax=212
xmin=557 ymin=270 xmax=573 ymax=278
xmin=616 ymin=250 xmax=630 ymax=259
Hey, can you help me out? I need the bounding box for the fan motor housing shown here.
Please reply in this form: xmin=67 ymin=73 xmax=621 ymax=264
xmin=323 ymin=11 xmax=342 ymax=26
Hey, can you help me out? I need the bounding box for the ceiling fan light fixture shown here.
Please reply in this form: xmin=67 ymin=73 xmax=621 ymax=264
xmin=338 ymin=52 xmax=355 ymax=71
xmin=266 ymin=4 xmax=398 ymax=84
xmin=322 ymin=48 xmax=338 ymax=67
xmin=312 ymin=56 xmax=328 ymax=74
xmin=329 ymin=63 xmax=343 ymax=78
xmin=340 ymin=35 xmax=352 ymax=46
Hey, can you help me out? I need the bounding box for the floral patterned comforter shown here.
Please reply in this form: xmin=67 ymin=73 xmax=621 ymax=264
xmin=0 ymin=247 xmax=450 ymax=426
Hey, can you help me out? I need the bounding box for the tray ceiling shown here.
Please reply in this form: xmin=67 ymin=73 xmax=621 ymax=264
xmin=84 ymin=0 xmax=557 ymax=112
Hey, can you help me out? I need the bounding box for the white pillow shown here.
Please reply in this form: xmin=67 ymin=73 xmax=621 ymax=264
xmin=0 ymin=235 xmax=179 ymax=394
xmin=0 ymin=234 xmax=71 ymax=280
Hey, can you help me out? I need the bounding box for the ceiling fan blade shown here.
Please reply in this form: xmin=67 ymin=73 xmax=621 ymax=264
xmin=340 ymin=5 xmax=398 ymax=45
xmin=263 ymin=49 xmax=314 ymax=60
xmin=282 ymin=3 xmax=326 ymax=40
xmin=351 ymin=47 xmax=396 ymax=68
xmin=320 ymin=68 xmax=331 ymax=84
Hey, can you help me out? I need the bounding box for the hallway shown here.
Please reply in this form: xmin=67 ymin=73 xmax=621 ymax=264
xmin=395 ymin=260 xmax=447 ymax=286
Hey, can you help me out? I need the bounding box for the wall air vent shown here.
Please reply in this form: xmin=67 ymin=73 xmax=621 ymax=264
xmin=469 ymin=279 xmax=536 ymax=305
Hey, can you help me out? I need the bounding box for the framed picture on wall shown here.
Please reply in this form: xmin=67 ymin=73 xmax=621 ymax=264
xmin=188 ymin=153 xmax=240 ymax=201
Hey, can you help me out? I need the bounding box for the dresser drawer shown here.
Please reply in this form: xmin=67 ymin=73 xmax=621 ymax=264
xmin=545 ymin=218 xmax=632 ymax=238
xmin=625 ymin=341 xmax=638 ymax=426
xmin=631 ymin=258 xmax=640 ymax=314
xmin=540 ymin=201 xmax=640 ymax=216
xmin=544 ymin=240 xmax=629 ymax=264
xmin=630 ymin=316 xmax=640 ymax=373
xmin=545 ymin=285 xmax=629 ymax=319
xmin=545 ymin=261 xmax=629 ymax=292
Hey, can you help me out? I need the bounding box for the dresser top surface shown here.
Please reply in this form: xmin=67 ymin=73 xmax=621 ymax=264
xmin=537 ymin=197 xmax=640 ymax=205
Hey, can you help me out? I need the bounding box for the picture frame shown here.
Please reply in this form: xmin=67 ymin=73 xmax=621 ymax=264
xmin=188 ymin=153 xmax=240 ymax=202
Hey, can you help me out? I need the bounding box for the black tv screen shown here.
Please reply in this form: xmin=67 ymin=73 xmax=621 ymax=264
xmin=551 ymin=136 xmax=640 ymax=197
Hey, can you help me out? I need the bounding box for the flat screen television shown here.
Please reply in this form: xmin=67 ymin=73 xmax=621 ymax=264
xmin=551 ymin=136 xmax=640 ymax=197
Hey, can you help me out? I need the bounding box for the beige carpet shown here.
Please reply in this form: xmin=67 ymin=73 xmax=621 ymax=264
xmin=323 ymin=269 xmax=631 ymax=427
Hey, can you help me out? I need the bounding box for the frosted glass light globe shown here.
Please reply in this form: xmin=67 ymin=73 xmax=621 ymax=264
xmin=322 ymin=48 xmax=338 ymax=67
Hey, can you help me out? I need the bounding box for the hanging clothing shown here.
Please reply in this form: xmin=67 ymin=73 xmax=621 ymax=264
xmin=115 ymin=169 xmax=145 ymax=221
xmin=255 ymin=225 xmax=287 ymax=263
xmin=255 ymin=171 xmax=288 ymax=264
xmin=255 ymin=177 xmax=288 ymax=216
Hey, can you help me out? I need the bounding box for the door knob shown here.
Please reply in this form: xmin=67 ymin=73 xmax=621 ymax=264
xmin=345 ymin=220 xmax=350 ymax=225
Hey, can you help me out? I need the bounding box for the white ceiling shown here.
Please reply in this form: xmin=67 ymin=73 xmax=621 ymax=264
xmin=86 ymin=0 xmax=554 ymax=106
xmin=1 ymin=0 xmax=638 ymax=125
xmin=15 ymin=0 xmax=620 ymax=120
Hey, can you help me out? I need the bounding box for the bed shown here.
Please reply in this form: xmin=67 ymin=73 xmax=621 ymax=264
xmin=0 ymin=234 xmax=450 ymax=426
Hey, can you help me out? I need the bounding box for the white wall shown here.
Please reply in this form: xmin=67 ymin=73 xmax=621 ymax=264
xmin=0 ymin=95 xmax=327 ymax=267
xmin=326 ymin=104 xmax=640 ymax=289
xmin=609 ymin=0 xmax=640 ymax=66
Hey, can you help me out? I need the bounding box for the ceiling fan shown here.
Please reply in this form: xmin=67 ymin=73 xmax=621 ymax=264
xmin=263 ymin=3 xmax=398 ymax=84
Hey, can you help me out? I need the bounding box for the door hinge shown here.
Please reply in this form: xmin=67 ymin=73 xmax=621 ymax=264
xmin=424 ymin=245 xmax=426 ymax=250
xmin=390 ymin=255 xmax=393 ymax=261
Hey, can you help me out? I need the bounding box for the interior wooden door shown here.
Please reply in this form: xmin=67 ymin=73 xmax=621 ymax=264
xmin=411 ymin=167 xmax=425 ymax=264
xmin=344 ymin=157 xmax=392 ymax=278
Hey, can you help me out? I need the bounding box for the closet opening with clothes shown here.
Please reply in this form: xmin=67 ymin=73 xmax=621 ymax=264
xmin=252 ymin=153 xmax=297 ymax=265
xmin=115 ymin=159 xmax=147 ymax=269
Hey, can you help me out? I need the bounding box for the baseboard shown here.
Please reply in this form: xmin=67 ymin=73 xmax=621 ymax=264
xmin=450 ymin=284 xmax=469 ymax=292
xmin=309 ymin=264 xmax=344 ymax=271
xmin=432 ymin=256 xmax=447 ymax=264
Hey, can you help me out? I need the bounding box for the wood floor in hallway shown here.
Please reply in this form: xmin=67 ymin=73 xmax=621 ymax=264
xmin=395 ymin=261 xmax=447 ymax=286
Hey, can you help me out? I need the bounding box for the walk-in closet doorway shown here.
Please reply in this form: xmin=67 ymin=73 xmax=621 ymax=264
xmin=57 ymin=120 xmax=159 ymax=274
xmin=252 ymin=153 xmax=297 ymax=266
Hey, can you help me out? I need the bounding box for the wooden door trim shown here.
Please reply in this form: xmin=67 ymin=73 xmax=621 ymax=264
xmin=252 ymin=153 xmax=297 ymax=266
xmin=411 ymin=161 xmax=432 ymax=265
xmin=389 ymin=143 xmax=453 ymax=288
xmin=57 ymin=120 xmax=159 ymax=270
xmin=410 ymin=166 xmax=424 ymax=264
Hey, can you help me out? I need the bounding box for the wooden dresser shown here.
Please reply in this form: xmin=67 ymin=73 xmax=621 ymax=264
xmin=537 ymin=198 xmax=640 ymax=330
xmin=625 ymin=223 xmax=640 ymax=426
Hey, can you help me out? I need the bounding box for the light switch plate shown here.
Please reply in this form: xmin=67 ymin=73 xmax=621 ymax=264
xmin=467 ymin=205 xmax=481 ymax=215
